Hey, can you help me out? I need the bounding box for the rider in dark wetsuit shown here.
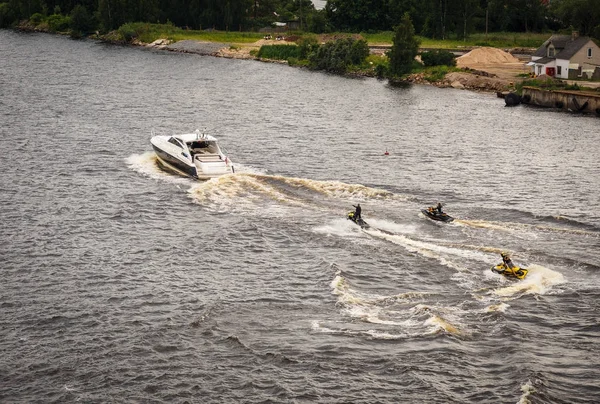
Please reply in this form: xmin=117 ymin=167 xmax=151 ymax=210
xmin=353 ymin=204 xmax=362 ymax=221
xmin=436 ymin=202 xmax=443 ymax=214
xmin=501 ymin=252 xmax=514 ymax=269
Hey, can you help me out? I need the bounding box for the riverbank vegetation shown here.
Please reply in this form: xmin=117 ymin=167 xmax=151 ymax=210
xmin=2 ymin=0 xmax=599 ymax=88
xmin=2 ymin=0 xmax=599 ymax=41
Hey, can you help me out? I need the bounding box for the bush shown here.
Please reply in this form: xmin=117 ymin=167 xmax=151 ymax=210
xmin=308 ymin=37 xmax=370 ymax=74
xmin=423 ymin=65 xmax=453 ymax=82
xmin=47 ymin=14 xmax=71 ymax=32
xmin=30 ymin=13 xmax=44 ymax=25
xmin=257 ymin=45 xmax=300 ymax=60
xmin=288 ymin=57 xmax=310 ymax=67
xmin=117 ymin=23 xmax=138 ymax=42
xmin=349 ymin=39 xmax=369 ymax=65
xmin=297 ymin=35 xmax=319 ymax=59
xmin=420 ymin=50 xmax=456 ymax=67
xmin=374 ymin=63 xmax=387 ymax=78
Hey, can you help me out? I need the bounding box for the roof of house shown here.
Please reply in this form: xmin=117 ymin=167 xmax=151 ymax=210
xmin=533 ymin=35 xmax=593 ymax=60
xmin=533 ymin=56 xmax=554 ymax=64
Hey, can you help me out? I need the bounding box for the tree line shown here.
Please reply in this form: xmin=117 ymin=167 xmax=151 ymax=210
xmin=1 ymin=0 xmax=598 ymax=39
xmin=325 ymin=0 xmax=600 ymax=39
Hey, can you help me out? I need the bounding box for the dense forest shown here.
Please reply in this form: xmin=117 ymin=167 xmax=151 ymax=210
xmin=1 ymin=0 xmax=599 ymax=40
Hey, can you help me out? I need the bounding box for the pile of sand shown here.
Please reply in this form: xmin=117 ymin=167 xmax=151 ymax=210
xmin=456 ymin=47 xmax=521 ymax=67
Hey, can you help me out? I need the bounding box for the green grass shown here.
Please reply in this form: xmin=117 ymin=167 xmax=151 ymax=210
xmin=115 ymin=22 xmax=265 ymax=44
xmin=360 ymin=31 xmax=394 ymax=45
xmin=114 ymin=22 xmax=550 ymax=50
xmin=412 ymin=65 xmax=462 ymax=82
xmin=169 ymin=30 xmax=264 ymax=44
xmin=364 ymin=31 xmax=549 ymax=48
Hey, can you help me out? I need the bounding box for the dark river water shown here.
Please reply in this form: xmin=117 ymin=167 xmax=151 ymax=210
xmin=1 ymin=30 xmax=599 ymax=403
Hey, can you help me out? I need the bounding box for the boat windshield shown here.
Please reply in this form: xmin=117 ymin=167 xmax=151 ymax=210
xmin=168 ymin=137 xmax=185 ymax=149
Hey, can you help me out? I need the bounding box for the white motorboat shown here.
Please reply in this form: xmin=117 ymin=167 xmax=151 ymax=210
xmin=150 ymin=129 xmax=234 ymax=179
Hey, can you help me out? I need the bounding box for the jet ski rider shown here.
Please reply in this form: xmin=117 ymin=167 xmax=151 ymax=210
xmin=501 ymin=252 xmax=514 ymax=269
xmin=353 ymin=203 xmax=362 ymax=221
xmin=428 ymin=202 xmax=443 ymax=214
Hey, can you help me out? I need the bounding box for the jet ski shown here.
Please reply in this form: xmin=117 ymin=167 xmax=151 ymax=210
xmin=491 ymin=263 xmax=528 ymax=280
xmin=348 ymin=211 xmax=370 ymax=229
xmin=421 ymin=208 xmax=454 ymax=222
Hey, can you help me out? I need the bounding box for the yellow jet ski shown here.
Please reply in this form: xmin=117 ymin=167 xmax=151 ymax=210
xmin=347 ymin=211 xmax=369 ymax=229
xmin=491 ymin=263 xmax=528 ymax=280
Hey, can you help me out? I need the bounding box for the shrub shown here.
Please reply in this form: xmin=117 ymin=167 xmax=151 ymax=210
xmin=257 ymin=45 xmax=300 ymax=60
xmin=297 ymin=35 xmax=319 ymax=59
xmin=420 ymin=50 xmax=456 ymax=67
xmin=423 ymin=65 xmax=453 ymax=82
xmin=308 ymin=37 xmax=370 ymax=74
xmin=374 ymin=63 xmax=387 ymax=78
xmin=117 ymin=23 xmax=138 ymax=42
xmin=349 ymin=39 xmax=369 ymax=65
xmin=47 ymin=14 xmax=71 ymax=32
xmin=288 ymin=57 xmax=310 ymax=67
xmin=30 ymin=13 xmax=44 ymax=25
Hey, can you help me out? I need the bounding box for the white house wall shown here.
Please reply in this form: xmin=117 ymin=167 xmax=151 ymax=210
xmin=555 ymin=59 xmax=570 ymax=79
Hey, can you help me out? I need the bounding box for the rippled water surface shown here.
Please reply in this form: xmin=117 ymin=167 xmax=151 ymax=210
xmin=1 ymin=30 xmax=599 ymax=403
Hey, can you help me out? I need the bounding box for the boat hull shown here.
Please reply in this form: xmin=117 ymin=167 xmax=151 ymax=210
xmin=421 ymin=209 xmax=454 ymax=222
xmin=152 ymin=144 xmax=198 ymax=179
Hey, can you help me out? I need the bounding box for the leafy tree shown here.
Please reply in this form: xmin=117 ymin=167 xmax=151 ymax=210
xmin=307 ymin=9 xmax=330 ymax=33
xmin=325 ymin=0 xmax=390 ymax=32
xmin=96 ymin=0 xmax=126 ymax=31
xmin=456 ymin=0 xmax=480 ymax=40
xmin=70 ymin=4 xmax=95 ymax=35
xmin=387 ymin=0 xmax=430 ymax=35
xmin=0 ymin=2 xmax=18 ymax=28
xmin=550 ymin=0 xmax=600 ymax=37
xmin=484 ymin=0 xmax=549 ymax=32
xmin=387 ymin=13 xmax=420 ymax=77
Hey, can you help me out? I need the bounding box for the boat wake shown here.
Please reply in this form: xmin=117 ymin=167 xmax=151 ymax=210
xmin=187 ymin=173 xmax=402 ymax=214
xmin=126 ymin=152 xmax=193 ymax=185
xmin=458 ymin=219 xmax=599 ymax=237
xmin=490 ymin=264 xmax=566 ymax=298
xmin=323 ymin=272 xmax=466 ymax=339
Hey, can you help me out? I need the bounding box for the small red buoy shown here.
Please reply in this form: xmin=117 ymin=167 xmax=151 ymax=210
xmin=384 ymin=150 xmax=389 ymax=155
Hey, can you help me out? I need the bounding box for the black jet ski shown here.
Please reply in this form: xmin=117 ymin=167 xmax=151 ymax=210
xmin=348 ymin=211 xmax=370 ymax=229
xmin=421 ymin=207 xmax=454 ymax=222
xmin=491 ymin=263 xmax=528 ymax=280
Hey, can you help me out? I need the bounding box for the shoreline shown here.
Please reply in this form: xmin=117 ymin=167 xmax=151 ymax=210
xmin=137 ymin=37 xmax=520 ymax=93
xmin=11 ymin=26 xmax=524 ymax=93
